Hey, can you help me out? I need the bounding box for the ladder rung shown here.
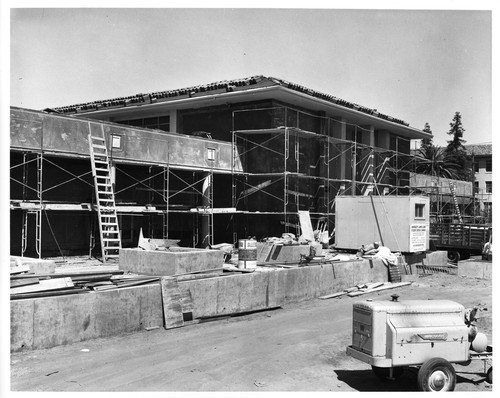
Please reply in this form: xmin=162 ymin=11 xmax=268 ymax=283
xmin=92 ymin=144 xmax=107 ymax=149
xmin=94 ymin=158 xmax=109 ymax=163
xmin=91 ymin=136 xmax=106 ymax=141
xmin=103 ymin=238 xmax=121 ymax=242
xmin=95 ymin=168 xmax=110 ymax=173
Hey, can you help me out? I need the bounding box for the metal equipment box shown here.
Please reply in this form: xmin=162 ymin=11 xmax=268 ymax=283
xmin=347 ymin=299 xmax=469 ymax=367
xmin=335 ymin=195 xmax=430 ymax=253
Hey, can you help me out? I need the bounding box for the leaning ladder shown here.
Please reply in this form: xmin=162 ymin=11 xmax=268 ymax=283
xmin=449 ymin=181 xmax=464 ymax=224
xmin=88 ymin=124 xmax=121 ymax=262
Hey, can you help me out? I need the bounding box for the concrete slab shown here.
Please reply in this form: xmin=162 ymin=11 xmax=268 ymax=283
xmin=10 ymin=256 xmax=57 ymax=274
xmin=119 ymin=247 xmax=224 ymax=276
xmin=458 ymin=260 xmax=492 ymax=280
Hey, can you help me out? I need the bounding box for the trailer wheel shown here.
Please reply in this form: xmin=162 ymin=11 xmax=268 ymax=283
xmin=486 ymin=366 xmax=492 ymax=384
xmin=417 ymin=358 xmax=456 ymax=391
xmin=447 ymin=251 xmax=461 ymax=263
xmin=371 ymin=366 xmax=404 ymax=380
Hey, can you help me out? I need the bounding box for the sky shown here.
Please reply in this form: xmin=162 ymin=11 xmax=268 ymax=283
xmin=5 ymin=2 xmax=494 ymax=148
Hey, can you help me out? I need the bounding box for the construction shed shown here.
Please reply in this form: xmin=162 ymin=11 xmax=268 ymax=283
xmin=335 ymin=195 xmax=430 ymax=253
xmin=10 ymin=75 xmax=432 ymax=258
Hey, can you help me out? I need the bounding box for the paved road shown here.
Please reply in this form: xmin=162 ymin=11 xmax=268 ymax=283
xmin=9 ymin=274 xmax=492 ymax=392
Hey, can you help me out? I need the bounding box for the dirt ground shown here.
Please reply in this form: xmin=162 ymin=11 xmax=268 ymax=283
xmin=9 ymin=272 xmax=492 ymax=392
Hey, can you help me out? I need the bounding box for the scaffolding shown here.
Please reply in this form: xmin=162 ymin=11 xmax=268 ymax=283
xmin=9 ymin=110 xmax=224 ymax=258
xmin=230 ymin=106 xmax=417 ymax=239
xmin=11 ymin=105 xmax=479 ymax=259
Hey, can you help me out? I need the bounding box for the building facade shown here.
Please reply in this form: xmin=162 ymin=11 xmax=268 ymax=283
xmin=466 ymin=144 xmax=493 ymax=220
xmin=10 ymin=76 xmax=431 ymax=258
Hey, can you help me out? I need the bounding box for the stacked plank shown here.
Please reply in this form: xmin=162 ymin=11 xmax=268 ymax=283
xmin=9 ymin=262 xmax=161 ymax=300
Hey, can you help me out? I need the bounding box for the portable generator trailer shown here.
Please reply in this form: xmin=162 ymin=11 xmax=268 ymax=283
xmin=346 ymin=296 xmax=492 ymax=391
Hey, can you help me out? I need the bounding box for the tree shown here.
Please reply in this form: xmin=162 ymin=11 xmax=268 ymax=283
xmin=446 ymin=111 xmax=466 ymax=153
xmin=420 ymin=122 xmax=433 ymax=150
xmin=415 ymin=144 xmax=462 ymax=179
xmin=445 ymin=112 xmax=471 ymax=181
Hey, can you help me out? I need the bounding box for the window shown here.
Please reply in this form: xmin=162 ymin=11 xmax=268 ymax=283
xmin=207 ymin=148 xmax=216 ymax=161
xmin=486 ymin=159 xmax=492 ymax=172
xmin=474 ymin=181 xmax=479 ymax=193
xmin=111 ymin=135 xmax=122 ymax=149
xmin=486 ymin=181 xmax=492 ymax=193
xmin=415 ymin=203 xmax=425 ymax=219
xmin=474 ymin=162 xmax=479 ymax=173
xmin=120 ymin=116 xmax=170 ymax=132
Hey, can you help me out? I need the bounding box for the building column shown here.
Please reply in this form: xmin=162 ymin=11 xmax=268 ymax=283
xmin=169 ymin=110 xmax=177 ymax=132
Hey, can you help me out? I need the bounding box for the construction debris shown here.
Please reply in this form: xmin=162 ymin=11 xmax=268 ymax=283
xmin=319 ymin=281 xmax=411 ymax=300
xmin=347 ymin=281 xmax=412 ymax=297
xmin=10 ymin=277 xmax=74 ymax=295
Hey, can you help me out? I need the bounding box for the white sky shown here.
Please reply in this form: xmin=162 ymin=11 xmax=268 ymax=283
xmin=5 ymin=2 xmax=494 ymax=147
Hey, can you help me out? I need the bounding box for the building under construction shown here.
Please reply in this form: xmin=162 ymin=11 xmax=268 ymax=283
xmin=10 ymin=76 xmax=437 ymax=260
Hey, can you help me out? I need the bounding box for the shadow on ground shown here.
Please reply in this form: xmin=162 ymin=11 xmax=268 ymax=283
xmin=334 ymin=368 xmax=484 ymax=392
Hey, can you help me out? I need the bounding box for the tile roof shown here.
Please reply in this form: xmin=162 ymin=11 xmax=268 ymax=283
xmin=50 ymin=75 xmax=409 ymax=126
xmin=464 ymin=144 xmax=492 ymax=156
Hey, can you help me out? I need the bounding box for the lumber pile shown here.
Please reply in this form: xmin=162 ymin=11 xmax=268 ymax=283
xmin=319 ymin=281 xmax=412 ymax=300
xmin=9 ymin=259 xmax=165 ymax=299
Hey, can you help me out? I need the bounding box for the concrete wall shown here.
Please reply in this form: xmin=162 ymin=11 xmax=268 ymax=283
xmin=10 ymin=107 xmax=240 ymax=172
xmin=11 ymin=257 xmax=392 ymax=351
xmin=182 ymin=258 xmax=389 ymax=318
xmin=11 ymin=284 xmax=163 ymax=352
xmin=119 ymin=247 xmax=224 ymax=276
xmin=409 ymin=173 xmax=473 ymax=196
xmin=457 ymin=259 xmax=492 ymax=280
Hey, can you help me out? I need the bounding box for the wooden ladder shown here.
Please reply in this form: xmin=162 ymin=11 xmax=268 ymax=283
xmin=449 ymin=181 xmax=464 ymax=224
xmin=88 ymin=124 xmax=121 ymax=262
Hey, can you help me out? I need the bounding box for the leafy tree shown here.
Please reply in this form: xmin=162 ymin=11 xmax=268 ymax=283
xmin=420 ymin=122 xmax=433 ymax=149
xmin=415 ymin=144 xmax=462 ymax=179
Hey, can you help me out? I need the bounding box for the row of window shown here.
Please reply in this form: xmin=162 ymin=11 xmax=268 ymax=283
xmin=120 ymin=116 xmax=170 ymax=132
xmin=474 ymin=159 xmax=492 ymax=172
xmin=474 ymin=181 xmax=492 ymax=194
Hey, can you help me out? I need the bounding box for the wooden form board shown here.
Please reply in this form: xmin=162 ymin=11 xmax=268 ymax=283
xmin=10 ymin=265 xmax=30 ymax=275
xmin=160 ymin=277 xmax=195 ymax=329
xmin=298 ymin=210 xmax=314 ymax=242
xmin=10 ymin=277 xmax=74 ymax=294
